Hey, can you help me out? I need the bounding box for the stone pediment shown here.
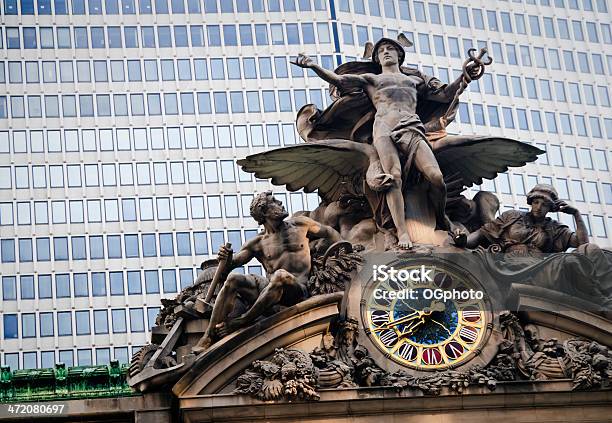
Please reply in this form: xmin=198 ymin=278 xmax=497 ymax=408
xmin=173 ymin=293 xmax=344 ymax=397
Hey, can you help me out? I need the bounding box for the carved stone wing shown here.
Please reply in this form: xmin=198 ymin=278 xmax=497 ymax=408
xmin=237 ymin=141 xmax=373 ymax=203
xmin=432 ymin=136 xmax=544 ymax=188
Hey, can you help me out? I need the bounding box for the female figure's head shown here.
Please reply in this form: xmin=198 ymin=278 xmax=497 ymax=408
xmin=526 ymin=184 xmax=558 ymax=220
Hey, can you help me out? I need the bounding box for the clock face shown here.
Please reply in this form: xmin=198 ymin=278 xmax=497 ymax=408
xmin=362 ymin=262 xmax=490 ymax=370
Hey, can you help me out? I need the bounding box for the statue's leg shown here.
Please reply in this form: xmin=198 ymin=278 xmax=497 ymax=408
xmin=373 ymin=136 xmax=412 ymax=249
xmin=413 ymin=141 xmax=451 ymax=231
xmin=192 ymin=274 xmax=259 ymax=352
xmin=227 ymin=270 xmax=298 ymax=331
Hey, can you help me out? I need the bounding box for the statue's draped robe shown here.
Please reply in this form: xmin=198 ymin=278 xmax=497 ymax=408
xmin=480 ymin=210 xmax=611 ymax=300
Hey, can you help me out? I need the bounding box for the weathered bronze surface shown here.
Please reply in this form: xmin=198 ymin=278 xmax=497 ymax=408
xmin=119 ymin=35 xmax=610 ymax=422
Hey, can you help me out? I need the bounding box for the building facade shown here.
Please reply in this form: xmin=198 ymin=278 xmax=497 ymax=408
xmin=0 ymin=0 xmax=610 ymax=371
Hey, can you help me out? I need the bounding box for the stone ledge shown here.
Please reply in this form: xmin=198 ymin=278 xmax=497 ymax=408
xmin=178 ymin=381 xmax=612 ymax=422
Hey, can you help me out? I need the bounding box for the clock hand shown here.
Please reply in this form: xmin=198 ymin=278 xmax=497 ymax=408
xmin=399 ymin=317 xmax=426 ymax=336
xmin=373 ymin=310 xmax=420 ymax=331
xmin=429 ymin=318 xmax=453 ymax=336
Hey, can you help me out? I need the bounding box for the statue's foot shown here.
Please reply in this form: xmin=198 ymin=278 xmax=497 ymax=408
xmin=397 ymin=233 xmax=413 ymax=250
xmin=192 ymin=336 xmax=213 ymax=354
xmin=216 ymin=316 xmax=245 ymax=337
xmin=384 ymin=232 xmax=398 ymax=251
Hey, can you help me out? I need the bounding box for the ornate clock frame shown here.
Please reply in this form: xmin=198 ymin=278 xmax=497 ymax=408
xmin=349 ymin=253 xmax=504 ymax=376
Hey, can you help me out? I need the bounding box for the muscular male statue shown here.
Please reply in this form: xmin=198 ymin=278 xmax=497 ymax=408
xmin=193 ymin=191 xmax=341 ymax=353
xmin=293 ymin=38 xmax=479 ymax=248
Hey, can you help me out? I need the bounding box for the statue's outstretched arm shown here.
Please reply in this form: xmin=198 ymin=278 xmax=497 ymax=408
xmin=291 ymin=54 xmax=367 ymax=90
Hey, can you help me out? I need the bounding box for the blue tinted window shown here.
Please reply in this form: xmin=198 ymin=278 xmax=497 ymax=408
xmin=140 ymin=0 xmax=152 ymax=12
xmin=55 ymin=274 xmax=71 ymax=297
xmin=223 ymin=25 xmax=238 ymax=45
xmin=176 ymin=232 xmax=191 ymax=255
xmin=2 ymin=276 xmax=16 ymax=300
xmin=3 ymin=315 xmax=18 ymax=339
xmin=127 ymin=271 xmax=142 ymax=294
xmin=121 ymin=0 xmax=136 ymax=15
xmin=73 ymin=273 xmax=88 ymax=297
xmin=158 ymin=26 xmax=172 ymax=47
xmin=162 ymin=269 xmax=177 ymax=293
xmin=191 ymin=25 xmax=204 ymax=46
xmin=89 ymin=0 xmax=102 ymax=13
xmin=74 ymin=27 xmax=88 ymax=48
xmin=72 ymin=0 xmax=85 ymax=13
xmin=142 ymin=233 xmax=157 ymax=257
xmin=40 ymin=313 xmax=54 ymax=337
xmin=76 ymin=310 xmax=90 ymax=335
xmin=255 ymin=24 xmax=268 ymax=45
xmin=89 ymin=235 xmax=104 ymax=259
xmin=4 ymin=0 xmax=18 ymax=13
xmin=38 ymin=275 xmax=52 ymax=298
xmin=187 ymin=0 xmax=199 ymax=11
xmin=23 ymin=28 xmax=37 ymax=48
xmin=159 ymin=233 xmax=174 ymax=256
xmin=92 ymin=272 xmax=106 ymax=296
xmin=18 ymin=238 xmax=33 ymax=262
xmin=155 ymin=0 xmax=168 ymax=12
xmin=107 ymin=235 xmax=122 ymax=258
xmin=174 ymin=26 xmax=188 ymax=46
xmin=53 ymin=237 xmax=69 ymax=260
xmin=125 ymin=234 xmax=139 ymax=257
xmin=110 ymin=272 xmax=124 ymax=295
xmin=213 ymin=92 xmax=228 ymax=113
xmin=129 ymin=308 xmax=145 ymax=332
xmin=170 ymin=0 xmax=183 ymax=12
xmin=193 ymin=232 xmax=208 ymax=255
xmin=203 ymin=0 xmax=216 ymax=12
xmin=1 ymin=239 xmax=15 ymax=263
xmin=72 ymin=236 xmax=87 ymax=260
xmin=179 ymin=269 xmax=192 ymax=289
xmin=145 ymin=270 xmax=160 ymax=294
xmin=239 ymin=25 xmax=253 ymax=45
xmin=207 ymin=25 xmax=221 ymax=46
xmin=20 ymin=276 xmax=35 ymax=299
xmin=142 ymin=27 xmax=156 ymax=47
xmin=58 ymin=312 xmax=72 ymax=336
xmin=105 ymin=0 xmax=119 ymax=12
xmin=112 ymin=309 xmax=127 ymax=333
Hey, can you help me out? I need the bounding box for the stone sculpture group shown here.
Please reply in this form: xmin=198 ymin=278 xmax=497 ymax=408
xmin=127 ymin=35 xmax=611 ymax=398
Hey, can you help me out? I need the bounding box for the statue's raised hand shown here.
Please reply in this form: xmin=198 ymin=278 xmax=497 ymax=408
xmin=217 ymin=244 xmax=232 ymax=261
xmin=555 ymin=200 xmax=578 ymax=215
xmin=291 ymin=53 xmax=314 ymax=68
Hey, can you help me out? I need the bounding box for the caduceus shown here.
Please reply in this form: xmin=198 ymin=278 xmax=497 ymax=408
xmin=443 ymin=48 xmax=494 ymax=124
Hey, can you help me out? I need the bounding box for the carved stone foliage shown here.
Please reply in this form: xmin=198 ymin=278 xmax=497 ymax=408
xmin=234 ymin=313 xmax=611 ymax=401
xmin=308 ymin=243 xmax=363 ymax=296
xmin=234 ymin=349 xmax=319 ymax=401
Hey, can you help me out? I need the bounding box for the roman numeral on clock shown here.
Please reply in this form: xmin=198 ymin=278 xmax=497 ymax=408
xmin=444 ymin=341 xmax=464 ymax=360
xmin=462 ymin=308 xmax=481 ymax=323
xmin=370 ymin=310 xmax=390 ymax=326
xmin=459 ymin=326 xmax=478 ymax=343
xmin=379 ymin=329 xmax=399 ymax=348
xmin=396 ymin=343 xmax=417 ymax=361
xmin=422 ymin=348 xmax=442 ymax=365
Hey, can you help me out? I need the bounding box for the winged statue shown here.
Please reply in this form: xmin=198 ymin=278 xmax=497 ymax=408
xmin=238 ymin=35 xmax=543 ymax=249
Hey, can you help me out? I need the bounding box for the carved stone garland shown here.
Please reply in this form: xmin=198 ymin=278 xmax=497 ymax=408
xmin=235 ymin=312 xmax=611 ymax=401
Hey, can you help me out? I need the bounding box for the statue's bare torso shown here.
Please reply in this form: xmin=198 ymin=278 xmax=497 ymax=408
xmin=353 ymin=72 xmax=424 ymax=137
xmin=248 ymin=217 xmax=314 ymax=285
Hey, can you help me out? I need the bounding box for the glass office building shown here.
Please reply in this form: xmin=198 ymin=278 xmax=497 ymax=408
xmin=0 ymin=0 xmax=610 ymax=370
